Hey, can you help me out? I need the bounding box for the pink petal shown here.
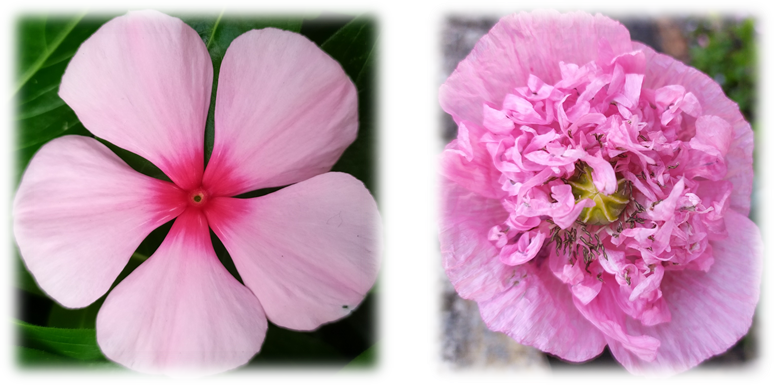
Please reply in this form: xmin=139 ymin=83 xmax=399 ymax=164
xmin=59 ymin=10 xmax=212 ymax=190
xmin=693 ymin=115 xmax=734 ymax=157
xmin=553 ymin=198 xmax=595 ymax=229
xmin=440 ymin=10 xmax=632 ymax=126
xmin=606 ymin=210 xmax=762 ymax=375
xmin=431 ymin=139 xmax=506 ymax=198
xmin=13 ymin=136 xmax=185 ymax=308
xmin=582 ymin=152 xmax=617 ymax=195
xmin=205 ymin=172 xmax=380 ymax=330
xmin=96 ymin=209 xmax=267 ymax=376
xmin=498 ymin=230 xmax=546 ymax=266
xmin=636 ymin=43 xmax=754 ymax=216
xmin=478 ymin=261 xmax=607 ymax=362
xmin=648 ymin=178 xmax=685 ymax=222
xmin=575 ymin=284 xmax=660 ymax=362
xmin=440 ymin=179 xmax=514 ymax=302
xmin=482 ymin=104 xmax=515 ymax=134
xmin=203 ymin=29 xmax=357 ymax=196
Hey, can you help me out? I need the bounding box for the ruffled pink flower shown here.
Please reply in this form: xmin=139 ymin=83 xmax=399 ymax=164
xmin=439 ymin=11 xmax=760 ymax=375
xmin=14 ymin=10 xmax=381 ymax=376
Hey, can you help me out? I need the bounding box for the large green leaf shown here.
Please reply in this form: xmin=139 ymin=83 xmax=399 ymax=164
xmin=3 ymin=316 xmax=104 ymax=361
xmin=328 ymin=334 xmax=390 ymax=381
xmin=3 ymin=315 xmax=169 ymax=382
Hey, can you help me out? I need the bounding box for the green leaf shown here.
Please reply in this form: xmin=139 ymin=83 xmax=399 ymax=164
xmin=15 ymin=12 xmax=86 ymax=95
xmin=328 ymin=334 xmax=390 ymax=381
xmin=3 ymin=344 xmax=169 ymax=382
xmin=47 ymin=299 xmax=103 ymax=329
xmin=16 ymin=320 xmax=108 ymax=361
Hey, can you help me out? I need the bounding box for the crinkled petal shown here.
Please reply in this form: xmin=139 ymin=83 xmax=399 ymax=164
xmin=205 ymin=172 xmax=380 ymax=330
xmin=203 ymin=29 xmax=357 ymax=196
xmin=59 ymin=10 xmax=212 ymax=190
xmin=478 ymin=262 xmax=607 ymax=362
xmin=440 ymin=179 xmax=513 ymax=302
xmin=582 ymin=152 xmax=617 ymax=195
xmin=498 ymin=230 xmax=546 ymax=266
xmin=431 ymin=139 xmax=506 ymax=198
xmin=636 ymin=43 xmax=753 ymax=216
xmin=96 ymin=209 xmax=267 ymax=376
xmin=693 ymin=115 xmax=733 ymax=157
xmin=575 ymin=284 xmax=661 ymax=362
xmin=440 ymin=10 xmax=632 ymax=125
xmin=606 ymin=210 xmax=761 ymax=375
xmin=13 ymin=136 xmax=185 ymax=308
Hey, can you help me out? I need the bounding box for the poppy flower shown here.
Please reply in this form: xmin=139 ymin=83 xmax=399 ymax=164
xmin=439 ymin=11 xmax=760 ymax=375
xmin=14 ymin=10 xmax=381 ymax=376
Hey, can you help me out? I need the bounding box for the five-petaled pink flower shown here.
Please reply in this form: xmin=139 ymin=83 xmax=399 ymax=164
xmin=14 ymin=10 xmax=381 ymax=376
xmin=439 ymin=11 xmax=760 ymax=375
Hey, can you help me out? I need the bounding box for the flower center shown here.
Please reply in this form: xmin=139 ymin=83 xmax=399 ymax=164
xmin=567 ymin=164 xmax=630 ymax=225
xmin=188 ymin=188 xmax=208 ymax=207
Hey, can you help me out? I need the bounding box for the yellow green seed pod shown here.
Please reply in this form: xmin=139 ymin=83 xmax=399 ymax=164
xmin=568 ymin=165 xmax=630 ymax=225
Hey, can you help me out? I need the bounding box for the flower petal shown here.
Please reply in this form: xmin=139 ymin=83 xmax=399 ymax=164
xmin=59 ymin=10 xmax=212 ymax=190
xmin=606 ymin=210 xmax=762 ymax=375
xmin=13 ymin=136 xmax=185 ymax=308
xmin=440 ymin=10 xmax=632 ymax=126
xmin=205 ymin=172 xmax=380 ymax=330
xmin=479 ymin=262 xmax=607 ymax=362
xmin=440 ymin=179 xmax=513 ymax=302
xmin=636 ymin=43 xmax=754 ymax=216
xmin=440 ymin=123 xmax=507 ymax=200
xmin=203 ymin=29 xmax=357 ymax=196
xmin=96 ymin=209 xmax=267 ymax=376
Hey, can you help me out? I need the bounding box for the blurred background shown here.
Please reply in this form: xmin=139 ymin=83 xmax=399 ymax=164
xmin=439 ymin=13 xmax=758 ymax=372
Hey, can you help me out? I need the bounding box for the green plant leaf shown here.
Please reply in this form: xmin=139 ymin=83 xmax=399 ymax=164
xmin=328 ymin=334 xmax=390 ymax=381
xmin=3 ymin=315 xmax=104 ymax=361
xmin=3 ymin=344 xmax=169 ymax=382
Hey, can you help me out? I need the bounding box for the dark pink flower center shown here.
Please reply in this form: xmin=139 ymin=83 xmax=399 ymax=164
xmin=187 ymin=187 xmax=209 ymax=207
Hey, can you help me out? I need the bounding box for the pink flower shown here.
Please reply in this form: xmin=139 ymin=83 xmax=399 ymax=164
xmin=13 ymin=10 xmax=381 ymax=376
xmin=439 ymin=11 xmax=760 ymax=375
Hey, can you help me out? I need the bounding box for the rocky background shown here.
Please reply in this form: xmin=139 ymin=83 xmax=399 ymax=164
xmin=426 ymin=3 xmax=772 ymax=382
